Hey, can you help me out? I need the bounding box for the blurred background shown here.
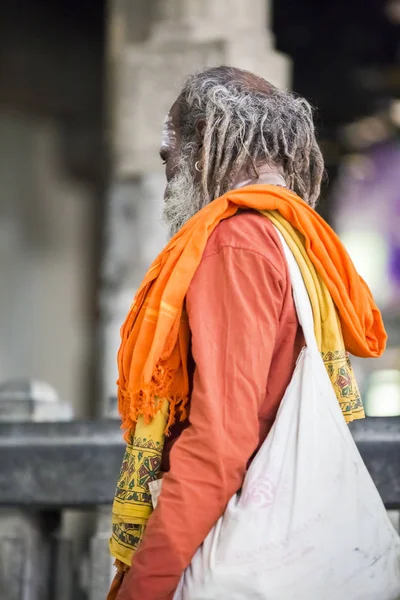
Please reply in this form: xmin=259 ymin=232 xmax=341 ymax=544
xmin=0 ymin=0 xmax=399 ymax=598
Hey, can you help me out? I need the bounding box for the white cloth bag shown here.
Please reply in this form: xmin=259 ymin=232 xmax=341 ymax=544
xmin=151 ymin=231 xmax=400 ymax=600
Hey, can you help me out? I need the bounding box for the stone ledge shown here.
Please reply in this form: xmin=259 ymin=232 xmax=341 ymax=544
xmin=0 ymin=420 xmax=125 ymax=508
xmin=0 ymin=417 xmax=398 ymax=508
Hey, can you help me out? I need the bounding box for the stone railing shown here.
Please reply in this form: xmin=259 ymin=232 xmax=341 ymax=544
xmin=0 ymin=416 xmax=399 ymax=599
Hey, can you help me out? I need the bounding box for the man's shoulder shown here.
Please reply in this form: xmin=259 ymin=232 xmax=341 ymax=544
xmin=203 ymin=210 xmax=285 ymax=264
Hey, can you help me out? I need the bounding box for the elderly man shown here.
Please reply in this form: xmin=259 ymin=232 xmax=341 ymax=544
xmin=108 ymin=66 xmax=385 ymax=600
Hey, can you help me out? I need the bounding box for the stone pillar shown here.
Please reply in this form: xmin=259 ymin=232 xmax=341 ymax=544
xmin=0 ymin=382 xmax=72 ymax=600
xmin=111 ymin=0 xmax=289 ymax=180
xmin=101 ymin=0 xmax=290 ymax=413
xmin=99 ymin=175 xmax=167 ymax=416
xmin=89 ymin=507 xmax=116 ymax=600
xmin=92 ymin=2 xmax=291 ymax=597
xmin=0 ymin=511 xmax=50 ymax=600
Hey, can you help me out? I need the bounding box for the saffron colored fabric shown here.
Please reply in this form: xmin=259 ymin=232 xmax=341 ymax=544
xmin=117 ymin=185 xmax=386 ymax=436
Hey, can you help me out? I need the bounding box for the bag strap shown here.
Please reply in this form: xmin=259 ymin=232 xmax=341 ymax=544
xmin=274 ymin=229 xmax=320 ymax=355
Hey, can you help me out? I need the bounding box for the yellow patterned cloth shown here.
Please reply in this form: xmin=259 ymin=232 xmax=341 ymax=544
xmin=263 ymin=210 xmax=364 ymax=421
xmin=109 ymin=210 xmax=365 ymax=570
xmin=109 ymin=399 xmax=169 ymax=566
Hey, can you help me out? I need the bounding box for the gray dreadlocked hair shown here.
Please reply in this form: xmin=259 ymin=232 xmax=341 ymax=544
xmin=177 ymin=66 xmax=325 ymax=207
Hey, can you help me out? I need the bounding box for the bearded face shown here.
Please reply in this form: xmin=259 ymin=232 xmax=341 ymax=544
xmin=162 ymin=147 xmax=206 ymax=239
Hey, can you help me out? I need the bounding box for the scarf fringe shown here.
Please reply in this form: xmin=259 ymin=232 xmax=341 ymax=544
xmin=118 ymin=364 xmax=188 ymax=441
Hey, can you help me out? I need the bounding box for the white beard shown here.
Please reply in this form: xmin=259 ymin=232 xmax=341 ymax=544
xmin=162 ymin=158 xmax=205 ymax=239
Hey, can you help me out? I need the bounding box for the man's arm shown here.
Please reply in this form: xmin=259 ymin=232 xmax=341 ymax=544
xmin=118 ymin=242 xmax=284 ymax=600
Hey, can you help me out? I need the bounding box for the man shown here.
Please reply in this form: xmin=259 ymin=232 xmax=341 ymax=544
xmin=108 ymin=66 xmax=385 ymax=600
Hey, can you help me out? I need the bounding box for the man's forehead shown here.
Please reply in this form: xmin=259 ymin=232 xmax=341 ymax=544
xmin=161 ymin=102 xmax=182 ymax=150
xmin=161 ymin=112 xmax=175 ymax=149
xmin=164 ymin=101 xmax=180 ymax=132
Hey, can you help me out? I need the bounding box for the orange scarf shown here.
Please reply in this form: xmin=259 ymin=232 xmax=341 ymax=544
xmin=117 ymin=185 xmax=387 ymax=435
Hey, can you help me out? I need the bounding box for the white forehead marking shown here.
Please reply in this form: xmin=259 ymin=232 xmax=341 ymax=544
xmin=161 ymin=114 xmax=175 ymax=148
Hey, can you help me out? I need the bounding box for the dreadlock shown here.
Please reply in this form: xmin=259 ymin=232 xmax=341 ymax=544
xmin=178 ymin=66 xmax=324 ymax=207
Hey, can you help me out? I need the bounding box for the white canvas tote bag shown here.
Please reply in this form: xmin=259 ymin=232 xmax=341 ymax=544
xmin=150 ymin=231 xmax=400 ymax=600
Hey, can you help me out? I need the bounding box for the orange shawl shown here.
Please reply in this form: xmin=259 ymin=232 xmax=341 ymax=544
xmin=117 ymin=185 xmax=387 ymax=434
